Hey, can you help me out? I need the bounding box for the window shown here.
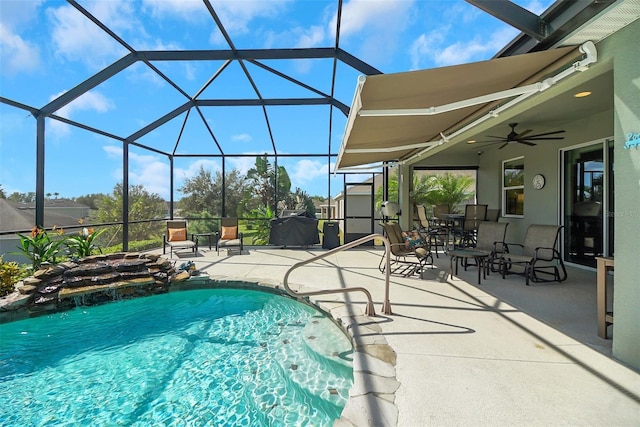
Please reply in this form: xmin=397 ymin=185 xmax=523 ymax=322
xmin=503 ymin=157 xmax=524 ymax=216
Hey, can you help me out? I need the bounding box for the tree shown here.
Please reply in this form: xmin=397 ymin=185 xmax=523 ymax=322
xmin=421 ymin=173 xmax=474 ymax=213
xmin=0 ymin=185 xmax=5 ymax=199
xmin=179 ymin=166 xmax=249 ymax=218
xmin=289 ymin=188 xmax=316 ymax=217
xmin=7 ymin=192 xmax=36 ymax=203
xmin=73 ymin=193 xmax=107 ymax=210
xmin=375 ymin=172 xmax=474 ymax=215
xmin=244 ymin=155 xmax=290 ymax=214
xmin=96 ymin=183 xmax=165 ymax=245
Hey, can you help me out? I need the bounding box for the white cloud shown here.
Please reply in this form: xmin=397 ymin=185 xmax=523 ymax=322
xmin=410 ymin=25 xmax=518 ymax=68
xmin=103 ymin=145 xmax=122 ymax=159
xmin=227 ymin=157 xmax=256 ymax=175
xmin=102 ymin=145 xmax=176 ymax=199
xmin=48 ymin=3 xmax=129 ymax=69
xmin=47 ymin=90 xmax=114 ymax=136
xmin=332 ymin=0 xmax=414 ymax=65
xmin=144 ymin=0 xmax=293 ymax=45
xmin=129 ymin=152 xmax=171 ymax=198
xmin=142 ymin=0 xmax=208 ymax=21
xmin=0 ymin=24 xmax=41 ymax=75
xmin=174 ymin=159 xmax=221 ymax=181
xmin=231 ymin=133 xmax=252 ymax=142
xmin=290 ymin=159 xmax=330 ymax=187
xmin=295 ymin=25 xmax=326 ymax=49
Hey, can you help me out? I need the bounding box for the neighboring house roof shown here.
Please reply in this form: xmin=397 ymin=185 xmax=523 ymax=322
xmin=0 ymin=199 xmax=82 ymax=233
xmin=24 ymin=198 xmax=90 ymax=209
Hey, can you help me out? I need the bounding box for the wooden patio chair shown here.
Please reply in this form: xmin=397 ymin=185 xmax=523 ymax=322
xmin=501 ymin=224 xmax=568 ymax=285
xmin=163 ymin=220 xmax=197 ymax=258
xmin=378 ymin=222 xmax=432 ymax=277
xmin=215 ymin=217 xmax=244 ymax=255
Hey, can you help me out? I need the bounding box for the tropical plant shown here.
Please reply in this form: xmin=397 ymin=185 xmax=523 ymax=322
xmin=245 ymin=155 xmax=291 ymax=214
xmin=422 ymin=173 xmax=475 ymax=213
xmin=66 ymin=227 xmax=106 ymax=259
xmin=0 ymin=256 xmax=29 ymax=297
xmin=13 ymin=226 xmax=67 ymax=270
xmin=247 ymin=205 xmax=274 ymax=245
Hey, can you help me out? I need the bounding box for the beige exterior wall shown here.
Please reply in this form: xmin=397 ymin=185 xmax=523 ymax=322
xmin=604 ymin=18 xmax=640 ymax=369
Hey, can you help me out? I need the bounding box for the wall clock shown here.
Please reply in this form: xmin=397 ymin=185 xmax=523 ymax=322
xmin=532 ymin=174 xmax=545 ymax=190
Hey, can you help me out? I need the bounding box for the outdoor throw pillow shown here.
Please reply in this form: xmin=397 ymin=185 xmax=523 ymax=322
xmin=221 ymin=226 xmax=237 ymax=240
xmin=402 ymin=230 xmax=424 ymax=249
xmin=168 ymin=227 xmax=187 ymax=242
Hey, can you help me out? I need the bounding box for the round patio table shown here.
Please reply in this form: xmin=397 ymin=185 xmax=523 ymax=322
xmin=448 ymin=248 xmax=491 ymax=285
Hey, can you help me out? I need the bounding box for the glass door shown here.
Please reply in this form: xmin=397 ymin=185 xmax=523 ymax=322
xmin=562 ymin=140 xmax=613 ymax=267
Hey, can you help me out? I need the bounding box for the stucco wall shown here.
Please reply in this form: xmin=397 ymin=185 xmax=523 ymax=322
xmin=603 ymin=18 xmax=640 ymax=370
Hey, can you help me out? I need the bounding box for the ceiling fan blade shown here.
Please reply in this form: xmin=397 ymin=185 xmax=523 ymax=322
xmin=517 ymin=129 xmax=533 ymax=138
xmin=498 ymin=142 xmax=509 ymax=150
xmin=473 ymin=139 xmax=506 ymax=144
xmin=525 ymin=130 xmax=566 ymax=138
xmin=521 ymin=136 xmax=565 ymax=141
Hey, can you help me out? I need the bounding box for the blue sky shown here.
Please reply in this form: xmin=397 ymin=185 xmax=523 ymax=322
xmin=0 ymin=0 xmax=553 ymax=201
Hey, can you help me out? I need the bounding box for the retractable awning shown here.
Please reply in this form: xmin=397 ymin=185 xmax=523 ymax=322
xmin=336 ymin=43 xmax=597 ymax=169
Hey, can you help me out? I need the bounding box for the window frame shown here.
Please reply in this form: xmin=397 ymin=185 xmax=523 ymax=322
xmin=502 ymin=156 xmax=525 ymax=218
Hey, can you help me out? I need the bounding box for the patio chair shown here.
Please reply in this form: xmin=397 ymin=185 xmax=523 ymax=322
xmin=415 ymin=204 xmax=447 ymax=257
xmin=486 ymin=208 xmax=501 ymax=222
xmin=215 ymin=217 xmax=244 ymax=255
xmin=378 ymin=222 xmax=432 ymax=277
xmin=501 ymin=224 xmax=568 ymax=286
xmin=461 ymin=221 xmax=508 ymax=274
xmin=456 ymin=204 xmax=488 ymax=248
xmin=163 ymin=220 xmax=197 ymax=258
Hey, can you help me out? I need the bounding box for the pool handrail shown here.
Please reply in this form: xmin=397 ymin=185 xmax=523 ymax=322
xmin=282 ymin=233 xmax=392 ymax=316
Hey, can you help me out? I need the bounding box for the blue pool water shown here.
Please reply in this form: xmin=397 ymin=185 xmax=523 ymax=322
xmin=0 ymin=288 xmax=354 ymax=426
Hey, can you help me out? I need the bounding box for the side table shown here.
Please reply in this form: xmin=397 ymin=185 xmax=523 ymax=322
xmin=192 ymin=233 xmax=214 ymax=251
xmin=448 ymin=248 xmax=490 ymax=285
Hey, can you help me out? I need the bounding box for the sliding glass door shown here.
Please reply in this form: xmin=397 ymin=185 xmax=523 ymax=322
xmin=561 ymin=139 xmax=613 ymax=268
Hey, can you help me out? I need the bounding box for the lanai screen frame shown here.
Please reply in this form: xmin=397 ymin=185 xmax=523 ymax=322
xmin=0 ymin=0 xmax=613 ymax=249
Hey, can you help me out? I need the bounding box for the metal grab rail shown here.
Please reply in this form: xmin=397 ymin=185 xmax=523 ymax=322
xmin=282 ymin=233 xmax=392 ymax=316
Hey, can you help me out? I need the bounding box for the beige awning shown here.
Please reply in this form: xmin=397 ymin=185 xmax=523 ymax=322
xmin=336 ymin=45 xmax=587 ymax=169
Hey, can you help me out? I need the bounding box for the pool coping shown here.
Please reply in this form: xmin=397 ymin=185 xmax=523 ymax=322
xmin=172 ymin=273 xmax=400 ymax=427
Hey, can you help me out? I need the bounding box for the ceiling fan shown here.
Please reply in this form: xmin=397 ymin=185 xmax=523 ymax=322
xmin=472 ymin=122 xmax=565 ymax=149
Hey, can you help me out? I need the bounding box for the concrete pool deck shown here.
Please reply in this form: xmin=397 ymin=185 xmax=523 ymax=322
xmin=160 ymin=245 xmax=640 ymax=426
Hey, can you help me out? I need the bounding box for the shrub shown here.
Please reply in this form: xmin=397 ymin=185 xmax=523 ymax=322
xmin=0 ymin=256 xmax=29 ymax=297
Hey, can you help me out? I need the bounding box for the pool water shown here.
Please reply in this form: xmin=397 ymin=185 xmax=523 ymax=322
xmin=0 ymin=288 xmax=354 ymax=426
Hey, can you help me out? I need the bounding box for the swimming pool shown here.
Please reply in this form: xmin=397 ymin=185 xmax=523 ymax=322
xmin=0 ymin=288 xmax=354 ymax=426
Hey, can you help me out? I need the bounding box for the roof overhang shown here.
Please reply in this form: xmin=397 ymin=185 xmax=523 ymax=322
xmin=335 ymin=42 xmax=597 ymax=170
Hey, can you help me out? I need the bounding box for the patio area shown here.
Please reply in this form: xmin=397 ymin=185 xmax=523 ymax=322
xmin=153 ymin=244 xmax=640 ymax=426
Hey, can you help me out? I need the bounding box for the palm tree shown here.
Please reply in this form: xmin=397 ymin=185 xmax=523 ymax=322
xmin=422 ymin=173 xmax=474 ymax=213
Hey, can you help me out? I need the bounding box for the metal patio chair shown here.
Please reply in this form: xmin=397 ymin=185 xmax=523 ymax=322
xmin=379 ymin=222 xmax=432 ymax=277
xmin=163 ymin=220 xmax=197 ymax=258
xmin=501 ymin=224 xmax=568 ymax=285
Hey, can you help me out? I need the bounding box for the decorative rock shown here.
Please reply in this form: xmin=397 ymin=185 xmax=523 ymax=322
xmin=1 ymin=252 xmax=173 ymax=321
xmin=170 ymin=271 xmax=190 ymax=282
xmin=59 ymin=261 xmax=79 ymax=269
xmin=0 ymin=292 xmax=31 ymax=311
xmin=23 ymin=277 xmax=42 ymax=286
xmin=64 ymin=262 xmax=113 ymax=277
xmin=33 ymin=265 xmax=65 ymax=279
xmin=114 ymin=259 xmax=148 ymax=272
xmin=16 ymin=283 xmax=37 ymax=295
